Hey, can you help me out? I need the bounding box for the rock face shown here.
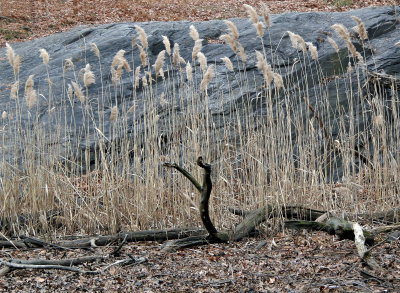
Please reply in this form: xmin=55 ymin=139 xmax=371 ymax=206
xmin=0 ymin=6 xmax=399 ymax=180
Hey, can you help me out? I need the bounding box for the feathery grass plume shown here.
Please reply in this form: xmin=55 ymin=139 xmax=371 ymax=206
xmin=256 ymin=51 xmax=273 ymax=86
xmin=25 ymin=74 xmax=34 ymax=93
xmin=345 ymin=40 xmax=358 ymax=57
xmin=356 ymin=51 xmax=364 ymax=63
xmin=90 ymin=43 xmax=101 ymax=58
xmin=135 ymin=66 xmax=141 ymax=88
xmin=189 ymin=25 xmax=199 ymax=41
xmin=39 ymin=48 xmax=49 ymax=65
xmin=159 ymin=68 xmax=165 ymax=80
xmin=306 ymin=42 xmax=318 ymax=60
xmin=192 ymin=39 xmax=203 ymax=62
xmin=243 ymin=4 xmax=258 ymax=24
xmin=224 ymin=20 xmax=239 ymax=40
xmin=142 ymin=75 xmax=148 ymax=87
xmin=6 ymin=43 xmax=21 ymax=76
xmin=64 ymin=58 xmax=74 ymax=72
xmin=110 ymin=105 xmax=118 ymax=122
xmin=237 ymin=42 xmax=247 ymax=63
xmin=219 ymin=34 xmax=237 ymax=52
xmin=186 ymin=62 xmax=193 ymax=82
xmin=221 ymin=57 xmax=234 ymax=72
xmin=287 ymin=31 xmax=306 ymax=53
xmin=261 ymin=3 xmax=271 ymax=27
xmin=327 ymin=37 xmax=339 ymax=53
xmin=273 ymin=72 xmax=284 ymax=89
xmin=197 ymin=52 xmax=207 ymax=71
xmin=396 ymin=41 xmax=400 ymax=47
xmin=67 ymin=84 xmax=73 ymax=99
xmin=332 ymin=23 xmax=350 ymax=42
xmin=351 ymin=16 xmax=368 ymax=40
xmin=138 ymin=45 xmax=147 ymax=67
xmin=256 ymin=51 xmax=266 ymax=72
xmin=255 ymin=21 xmax=265 ymax=38
xmin=173 ymin=43 xmax=182 ymax=67
xmin=154 ymin=50 xmax=166 ymax=78
xmin=71 ymin=81 xmax=85 ymax=103
xmin=162 ymin=36 xmax=171 ymax=55
xmin=2 ymin=111 xmax=7 ymax=120
xmin=200 ymin=65 xmax=214 ymax=92
xmin=24 ymin=75 xmax=37 ymax=108
xmin=135 ymin=25 xmax=148 ymax=49
xmin=111 ymin=50 xmax=126 ymax=68
xmin=10 ymin=81 xmax=19 ymax=100
xmin=83 ymin=64 xmax=95 ymax=87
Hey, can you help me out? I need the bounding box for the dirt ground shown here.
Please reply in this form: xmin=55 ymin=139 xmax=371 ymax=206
xmin=0 ymin=231 xmax=399 ymax=292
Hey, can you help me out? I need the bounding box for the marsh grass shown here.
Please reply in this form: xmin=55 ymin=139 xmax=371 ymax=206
xmin=1 ymin=5 xmax=399 ymax=237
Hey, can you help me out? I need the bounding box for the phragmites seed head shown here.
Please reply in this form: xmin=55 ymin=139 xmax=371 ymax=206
xmin=83 ymin=64 xmax=95 ymax=87
xmin=153 ymin=50 xmax=166 ymax=78
xmin=39 ymin=49 xmax=50 ymax=65
xmin=137 ymin=45 xmax=147 ymax=67
xmin=327 ymin=37 xmax=339 ymax=53
xmin=135 ymin=66 xmax=141 ymax=88
xmin=142 ymin=75 xmax=148 ymax=87
xmin=71 ymin=81 xmax=85 ymax=103
xmin=111 ymin=50 xmax=126 ymax=68
xmin=221 ymin=57 xmax=234 ymax=72
xmin=345 ymin=40 xmax=357 ymax=57
xmin=224 ymin=20 xmax=239 ymax=40
xmin=135 ymin=25 xmax=148 ymax=49
xmin=256 ymin=51 xmax=266 ymax=72
xmin=306 ymin=42 xmax=318 ymax=60
xmin=197 ymin=52 xmax=207 ymax=71
xmin=5 ymin=43 xmax=15 ymax=68
xmin=13 ymin=55 xmax=21 ymax=76
xmin=25 ymin=75 xmax=35 ymax=93
xmin=173 ymin=43 xmax=182 ymax=67
xmin=273 ymin=72 xmax=284 ymax=89
xmin=243 ymin=4 xmax=258 ymax=24
xmin=192 ymin=39 xmax=203 ymax=62
xmin=219 ymin=34 xmax=237 ymax=53
xmin=255 ymin=21 xmax=265 ymax=38
xmin=351 ymin=16 xmax=368 ymax=40
xmin=261 ymin=3 xmax=271 ymax=27
xmin=26 ymin=89 xmax=37 ymax=109
xmin=332 ymin=23 xmax=350 ymax=42
xmin=67 ymin=84 xmax=73 ymax=99
xmin=237 ymin=42 xmax=247 ymax=63
xmin=356 ymin=51 xmax=364 ymax=64
xmin=396 ymin=41 xmax=400 ymax=47
xmin=64 ymin=58 xmax=75 ymax=72
xmin=186 ymin=62 xmax=193 ymax=82
xmin=287 ymin=31 xmax=307 ymax=53
xmin=162 ymin=36 xmax=171 ymax=55
xmin=10 ymin=81 xmax=19 ymax=100
xmin=110 ymin=105 xmax=118 ymax=122
xmin=200 ymin=64 xmax=214 ymax=92
xmin=90 ymin=43 xmax=101 ymax=58
xmin=189 ymin=25 xmax=199 ymax=41
xmin=2 ymin=111 xmax=7 ymax=120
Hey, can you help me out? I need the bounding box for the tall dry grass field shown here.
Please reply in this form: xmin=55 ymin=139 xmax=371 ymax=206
xmin=1 ymin=5 xmax=400 ymax=237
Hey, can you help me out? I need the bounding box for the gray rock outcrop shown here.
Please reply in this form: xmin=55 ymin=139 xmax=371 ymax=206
xmin=0 ymin=6 xmax=399 ymax=180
